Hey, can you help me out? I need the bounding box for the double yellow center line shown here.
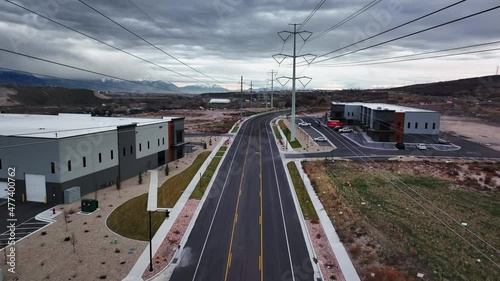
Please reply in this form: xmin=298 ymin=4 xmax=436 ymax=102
xmin=223 ymin=120 xmax=264 ymax=281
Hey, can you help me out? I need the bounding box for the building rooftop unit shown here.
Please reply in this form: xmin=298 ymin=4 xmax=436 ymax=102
xmin=0 ymin=113 xmax=182 ymax=139
xmin=331 ymin=102 xmax=435 ymax=113
xmin=208 ymin=98 xmax=231 ymax=104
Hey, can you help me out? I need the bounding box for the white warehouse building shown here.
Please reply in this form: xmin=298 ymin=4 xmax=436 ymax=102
xmin=0 ymin=113 xmax=187 ymax=204
xmin=330 ymin=102 xmax=441 ymax=143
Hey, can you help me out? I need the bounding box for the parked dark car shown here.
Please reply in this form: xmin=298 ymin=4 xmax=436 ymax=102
xmin=395 ymin=142 xmax=406 ymax=150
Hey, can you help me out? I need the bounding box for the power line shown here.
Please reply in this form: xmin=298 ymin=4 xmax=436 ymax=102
xmin=315 ymin=46 xmax=500 ymax=67
xmin=0 ymin=67 xmax=155 ymax=93
xmin=299 ymin=0 xmax=327 ymax=31
xmin=5 ymin=0 xmax=204 ymax=85
xmin=294 ymin=101 xmax=500 ymax=265
xmin=0 ymin=47 xmax=184 ymax=93
xmin=312 ymin=0 xmax=477 ymax=65
xmin=309 ymin=0 xmax=381 ymax=42
xmin=125 ymin=0 xmax=174 ymax=37
xmin=316 ymin=40 xmax=500 ymax=66
xmin=77 ymin=0 xmax=226 ymax=86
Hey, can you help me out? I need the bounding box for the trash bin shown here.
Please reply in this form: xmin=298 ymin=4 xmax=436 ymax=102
xmin=81 ymin=199 xmax=99 ymax=212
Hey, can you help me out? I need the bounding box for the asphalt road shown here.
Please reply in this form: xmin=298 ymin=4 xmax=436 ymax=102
xmin=287 ymin=117 xmax=500 ymax=160
xmin=170 ymin=112 xmax=314 ymax=281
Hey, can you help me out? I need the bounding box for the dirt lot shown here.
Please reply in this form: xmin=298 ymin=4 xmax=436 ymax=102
xmin=304 ymin=160 xmax=500 ymax=281
xmin=137 ymin=108 xmax=269 ymax=133
xmin=440 ymin=115 xmax=500 ymax=151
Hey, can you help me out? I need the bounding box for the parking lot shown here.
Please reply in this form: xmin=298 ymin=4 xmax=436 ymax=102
xmin=297 ymin=118 xmax=332 ymax=147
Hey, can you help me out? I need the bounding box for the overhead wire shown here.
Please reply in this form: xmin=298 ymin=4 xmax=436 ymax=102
xmin=298 ymin=0 xmax=327 ymax=31
xmin=0 ymin=47 xmax=186 ymax=93
xmin=293 ymin=101 xmax=500 ymax=263
xmin=312 ymin=2 xmax=500 ymax=65
xmin=77 ymin=0 xmax=227 ymax=86
xmin=0 ymin=67 xmax=158 ymax=93
xmin=315 ymin=40 xmax=500 ymax=67
xmin=309 ymin=0 xmax=382 ymax=42
xmin=125 ymin=0 xmax=175 ymax=37
xmin=315 ymin=46 xmax=500 ymax=67
xmin=5 ymin=0 xmax=204 ymax=85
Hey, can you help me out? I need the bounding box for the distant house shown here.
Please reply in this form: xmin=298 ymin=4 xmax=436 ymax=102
xmin=208 ymin=98 xmax=231 ymax=104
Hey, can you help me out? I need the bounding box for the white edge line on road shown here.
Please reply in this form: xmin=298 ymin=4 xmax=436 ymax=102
xmin=188 ymin=122 xmax=250 ymax=281
xmin=150 ymin=128 xmax=237 ymax=281
xmin=124 ymin=135 xmax=231 ymax=281
xmin=265 ymin=122 xmax=297 ymax=281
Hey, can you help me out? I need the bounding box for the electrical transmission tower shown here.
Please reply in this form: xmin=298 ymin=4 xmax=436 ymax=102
xmin=239 ymin=76 xmax=243 ymax=120
xmin=273 ymin=23 xmax=316 ymax=142
xmin=267 ymin=70 xmax=276 ymax=108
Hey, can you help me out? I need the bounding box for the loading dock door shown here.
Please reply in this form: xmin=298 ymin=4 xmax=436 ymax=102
xmin=0 ymin=182 xmax=8 ymax=198
xmin=25 ymin=174 xmax=47 ymax=203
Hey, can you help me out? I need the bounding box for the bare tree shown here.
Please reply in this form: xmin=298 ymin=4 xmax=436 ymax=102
xmin=63 ymin=210 xmax=69 ymax=232
xmin=71 ymin=232 xmax=76 ymax=253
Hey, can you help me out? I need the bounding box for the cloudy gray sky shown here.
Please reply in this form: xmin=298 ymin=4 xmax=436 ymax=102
xmin=1 ymin=0 xmax=499 ymax=90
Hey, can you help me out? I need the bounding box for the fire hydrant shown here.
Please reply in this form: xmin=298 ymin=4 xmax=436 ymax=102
xmin=52 ymin=208 xmax=56 ymax=215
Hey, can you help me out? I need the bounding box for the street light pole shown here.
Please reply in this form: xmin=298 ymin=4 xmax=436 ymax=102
xmin=148 ymin=211 xmax=153 ymax=272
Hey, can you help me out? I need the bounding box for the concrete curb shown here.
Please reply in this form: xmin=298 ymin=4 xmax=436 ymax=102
xmin=275 ymin=118 xmax=295 ymax=152
xmin=123 ymin=138 xmax=228 ymax=281
xmin=295 ymin=161 xmax=360 ymax=281
xmin=280 ymin=159 xmax=323 ymax=280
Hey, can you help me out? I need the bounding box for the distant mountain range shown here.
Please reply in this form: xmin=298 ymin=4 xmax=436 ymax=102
xmin=0 ymin=70 xmax=228 ymax=94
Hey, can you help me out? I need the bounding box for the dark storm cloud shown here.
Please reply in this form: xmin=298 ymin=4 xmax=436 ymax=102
xmin=0 ymin=0 xmax=499 ymax=88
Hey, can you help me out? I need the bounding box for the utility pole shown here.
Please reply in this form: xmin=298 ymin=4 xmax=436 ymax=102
xmin=268 ymin=70 xmax=275 ymax=108
xmin=273 ymin=24 xmax=315 ymax=142
xmin=250 ymin=81 xmax=253 ymax=109
xmin=240 ymin=76 xmax=243 ymax=120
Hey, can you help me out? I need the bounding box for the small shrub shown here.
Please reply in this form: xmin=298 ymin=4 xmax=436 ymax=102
xmin=115 ymin=248 xmax=120 ymax=253
xmin=99 ymin=275 xmax=107 ymax=280
xmin=138 ymin=172 xmax=143 ymax=185
xmin=68 ymin=209 xmax=75 ymax=214
xmin=41 ymin=231 xmax=47 ymax=236
xmin=349 ymin=243 xmax=362 ymax=257
xmin=64 ymin=236 xmax=71 ymax=242
xmin=84 ymin=230 xmax=89 ymax=233
xmin=316 ymin=233 xmax=322 ymax=239
xmin=484 ymin=176 xmax=492 ymax=185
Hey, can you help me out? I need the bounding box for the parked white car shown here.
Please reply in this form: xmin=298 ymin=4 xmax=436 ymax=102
xmin=338 ymin=127 xmax=353 ymax=133
xmin=314 ymin=136 xmax=327 ymax=142
xmin=416 ymin=143 xmax=428 ymax=150
xmin=298 ymin=122 xmax=311 ymax=127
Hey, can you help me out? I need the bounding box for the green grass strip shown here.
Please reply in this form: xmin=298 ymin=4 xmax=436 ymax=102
xmin=107 ymin=151 xmax=211 ymax=241
xmin=287 ymin=162 xmax=319 ymax=221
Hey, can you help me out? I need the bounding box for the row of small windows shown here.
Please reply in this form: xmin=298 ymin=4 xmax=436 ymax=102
xmin=406 ymin=122 xmax=436 ymax=130
xmin=139 ymin=138 xmax=165 ymax=152
xmin=50 ymin=138 xmax=166 ymax=173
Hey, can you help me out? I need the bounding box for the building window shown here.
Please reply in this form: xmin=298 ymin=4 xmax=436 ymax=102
xmin=123 ymin=147 xmax=126 ymax=156
xmin=433 ymin=123 xmax=436 ymax=130
xmin=98 ymin=153 xmax=102 ymax=163
xmin=425 ymin=123 xmax=428 ymax=129
xmin=111 ymin=150 xmax=114 ymax=160
xmin=51 ymin=162 xmax=55 ymax=174
xmin=158 ymin=139 xmax=160 ymax=146
xmin=83 ymin=157 xmax=87 ymax=167
xmin=176 ymin=130 xmax=183 ymax=143
xmin=415 ymin=122 xmax=418 ymax=129
xmin=148 ymin=141 xmax=150 ymax=149
xmin=139 ymin=143 xmax=142 ymax=151
xmin=407 ymin=122 xmax=411 ymax=129
xmin=162 ymin=138 xmax=165 ymax=145
xmin=68 ymin=160 xmax=72 ymax=172
xmin=130 ymin=145 xmax=133 ymax=154
xmin=0 ymin=158 xmax=2 ymax=169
